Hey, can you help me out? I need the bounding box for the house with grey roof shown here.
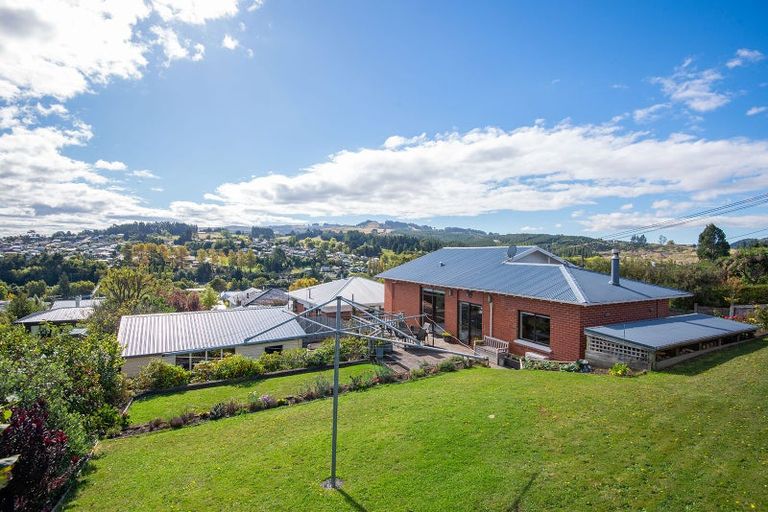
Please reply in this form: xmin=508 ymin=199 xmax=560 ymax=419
xmin=15 ymin=302 xmax=96 ymax=334
xmin=117 ymin=307 xmax=306 ymax=376
xmin=378 ymin=245 xmax=755 ymax=367
xmin=288 ymin=276 xmax=384 ymax=318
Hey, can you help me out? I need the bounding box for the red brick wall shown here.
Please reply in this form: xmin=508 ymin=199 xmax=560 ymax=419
xmin=385 ymin=279 xmax=671 ymax=361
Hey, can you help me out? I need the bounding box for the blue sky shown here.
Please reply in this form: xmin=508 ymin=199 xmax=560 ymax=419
xmin=1 ymin=1 xmax=767 ymax=242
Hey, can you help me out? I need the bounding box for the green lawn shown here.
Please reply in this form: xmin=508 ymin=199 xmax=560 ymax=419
xmin=67 ymin=340 xmax=768 ymax=511
xmin=128 ymin=364 xmax=379 ymax=425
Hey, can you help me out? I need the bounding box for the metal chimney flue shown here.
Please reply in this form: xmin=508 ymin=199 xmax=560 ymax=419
xmin=609 ymin=249 xmax=620 ymax=286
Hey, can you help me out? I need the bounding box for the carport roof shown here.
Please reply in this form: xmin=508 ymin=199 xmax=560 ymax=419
xmin=584 ymin=313 xmax=757 ymax=350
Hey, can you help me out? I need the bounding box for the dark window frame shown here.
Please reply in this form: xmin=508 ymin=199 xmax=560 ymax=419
xmin=518 ymin=311 xmax=551 ymax=346
xmin=420 ymin=288 xmax=446 ymax=325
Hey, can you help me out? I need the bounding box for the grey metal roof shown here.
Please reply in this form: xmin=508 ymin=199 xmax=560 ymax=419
xmin=377 ymin=246 xmax=691 ymax=305
xmin=51 ymin=298 xmax=104 ymax=309
xmin=242 ymin=288 xmax=289 ymax=307
xmin=584 ymin=313 xmax=757 ymax=350
xmin=118 ymin=307 xmax=306 ymax=358
xmin=15 ymin=306 xmax=94 ymax=324
xmin=288 ymin=277 xmax=384 ymax=312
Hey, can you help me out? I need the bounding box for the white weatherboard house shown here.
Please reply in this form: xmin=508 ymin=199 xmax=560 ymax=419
xmin=118 ymin=307 xmax=306 ymax=376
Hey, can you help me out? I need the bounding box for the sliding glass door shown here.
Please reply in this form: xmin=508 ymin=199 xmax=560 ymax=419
xmin=459 ymin=302 xmax=483 ymax=343
xmin=421 ymin=288 xmax=445 ymax=327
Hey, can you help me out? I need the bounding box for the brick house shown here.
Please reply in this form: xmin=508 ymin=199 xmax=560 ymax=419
xmin=377 ymin=246 xmax=692 ymax=361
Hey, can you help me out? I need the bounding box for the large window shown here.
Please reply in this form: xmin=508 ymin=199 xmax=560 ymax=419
xmin=421 ymin=288 xmax=445 ymax=325
xmin=459 ymin=302 xmax=483 ymax=343
xmin=174 ymin=347 xmax=237 ymax=370
xmin=519 ymin=312 xmax=551 ymax=346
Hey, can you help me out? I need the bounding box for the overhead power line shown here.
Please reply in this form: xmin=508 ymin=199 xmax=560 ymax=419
xmin=602 ymin=192 xmax=768 ymax=241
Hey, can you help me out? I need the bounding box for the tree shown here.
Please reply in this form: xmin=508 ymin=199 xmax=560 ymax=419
xmin=99 ymin=267 xmax=158 ymax=305
xmin=200 ymin=287 xmax=219 ymax=309
xmin=24 ymin=280 xmax=47 ymax=299
xmin=208 ymin=277 xmax=227 ymax=292
xmin=658 ymin=235 xmax=667 ymax=246
xmin=289 ymin=277 xmax=319 ymax=291
xmin=5 ymin=293 xmax=44 ymax=321
xmin=70 ymin=280 xmax=96 ymax=297
xmin=697 ymin=223 xmax=730 ymax=261
xmin=57 ymin=273 xmax=70 ymax=299
xmin=723 ymin=276 xmax=744 ymax=313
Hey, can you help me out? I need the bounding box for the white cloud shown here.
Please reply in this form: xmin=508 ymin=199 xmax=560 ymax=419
xmin=192 ymin=123 xmax=768 ymax=220
xmin=150 ymin=187 xmax=164 ymax=192
xmin=726 ymin=48 xmax=764 ymax=69
xmin=0 ymin=1 xmax=240 ymax=101
xmin=131 ymin=169 xmax=161 ymax=179
xmin=611 ymin=83 xmax=628 ymax=90
xmin=554 ymin=223 xmax=562 ymax=228
xmin=246 ymin=48 xmax=254 ymax=58
xmin=747 ymin=106 xmax=767 ymax=117
xmin=520 ymin=226 xmax=543 ymax=232
xmin=651 ymin=60 xmax=729 ymax=112
xmin=633 ymin=103 xmax=668 ymax=123
xmin=150 ymin=0 xmax=239 ymax=25
xmin=620 ymin=203 xmax=633 ymax=210
xmin=151 ymin=26 xmax=190 ymax=66
xmin=222 ymin=34 xmax=240 ymax=50
xmin=94 ymin=159 xmax=127 ymax=171
xmin=192 ymin=43 xmax=206 ymax=62
xmin=239 ymin=21 xmax=246 ymax=32
xmin=247 ymin=1 xmax=265 ymax=12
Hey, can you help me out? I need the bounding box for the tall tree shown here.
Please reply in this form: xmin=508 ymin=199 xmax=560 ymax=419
xmin=57 ymin=273 xmax=70 ymax=298
xmin=697 ymin=224 xmax=730 ymax=261
xmin=99 ymin=267 xmax=158 ymax=305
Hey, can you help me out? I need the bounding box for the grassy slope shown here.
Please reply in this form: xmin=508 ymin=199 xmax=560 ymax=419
xmin=128 ymin=364 xmax=379 ymax=425
xmin=67 ymin=340 xmax=768 ymax=511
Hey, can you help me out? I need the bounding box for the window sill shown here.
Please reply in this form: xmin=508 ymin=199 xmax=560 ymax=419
xmin=513 ymin=339 xmax=552 ymax=353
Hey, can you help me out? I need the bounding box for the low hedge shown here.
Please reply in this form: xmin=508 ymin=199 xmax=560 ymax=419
xmin=132 ymin=336 xmax=371 ymax=392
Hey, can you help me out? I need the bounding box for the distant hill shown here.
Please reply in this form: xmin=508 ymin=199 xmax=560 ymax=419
xmin=732 ymin=238 xmax=768 ymax=249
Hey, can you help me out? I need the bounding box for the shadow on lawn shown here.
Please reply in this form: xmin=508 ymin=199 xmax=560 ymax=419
xmin=505 ymin=471 xmax=539 ymax=511
xmin=336 ymin=488 xmax=368 ymax=512
xmin=660 ymin=337 xmax=767 ymax=376
xmin=56 ymin=454 xmax=101 ymax=509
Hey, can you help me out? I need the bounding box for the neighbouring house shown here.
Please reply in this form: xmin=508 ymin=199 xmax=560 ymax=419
xmin=15 ymin=301 xmax=96 ymax=334
xmin=118 ymin=307 xmax=306 ymax=377
xmin=288 ymin=276 xmax=384 ymax=319
xmin=240 ymin=288 xmax=289 ymax=307
xmin=377 ymin=245 xmax=755 ymax=367
xmin=50 ymin=297 xmax=103 ymax=309
xmin=220 ymin=287 xmax=263 ymax=307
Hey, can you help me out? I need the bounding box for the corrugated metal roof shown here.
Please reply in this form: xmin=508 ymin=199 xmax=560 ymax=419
xmin=15 ymin=307 xmax=94 ymax=324
xmin=51 ymin=298 xmax=104 ymax=309
xmin=377 ymin=246 xmax=691 ymax=305
xmin=287 ymin=277 xmax=384 ymax=312
xmin=585 ymin=313 xmax=757 ymax=349
xmin=242 ymin=288 xmax=289 ymax=307
xmin=118 ymin=307 xmax=306 ymax=358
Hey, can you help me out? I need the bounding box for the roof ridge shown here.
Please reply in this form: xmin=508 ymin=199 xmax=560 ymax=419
xmin=560 ymin=265 xmax=588 ymax=304
xmin=124 ymin=306 xmax=288 ymax=319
